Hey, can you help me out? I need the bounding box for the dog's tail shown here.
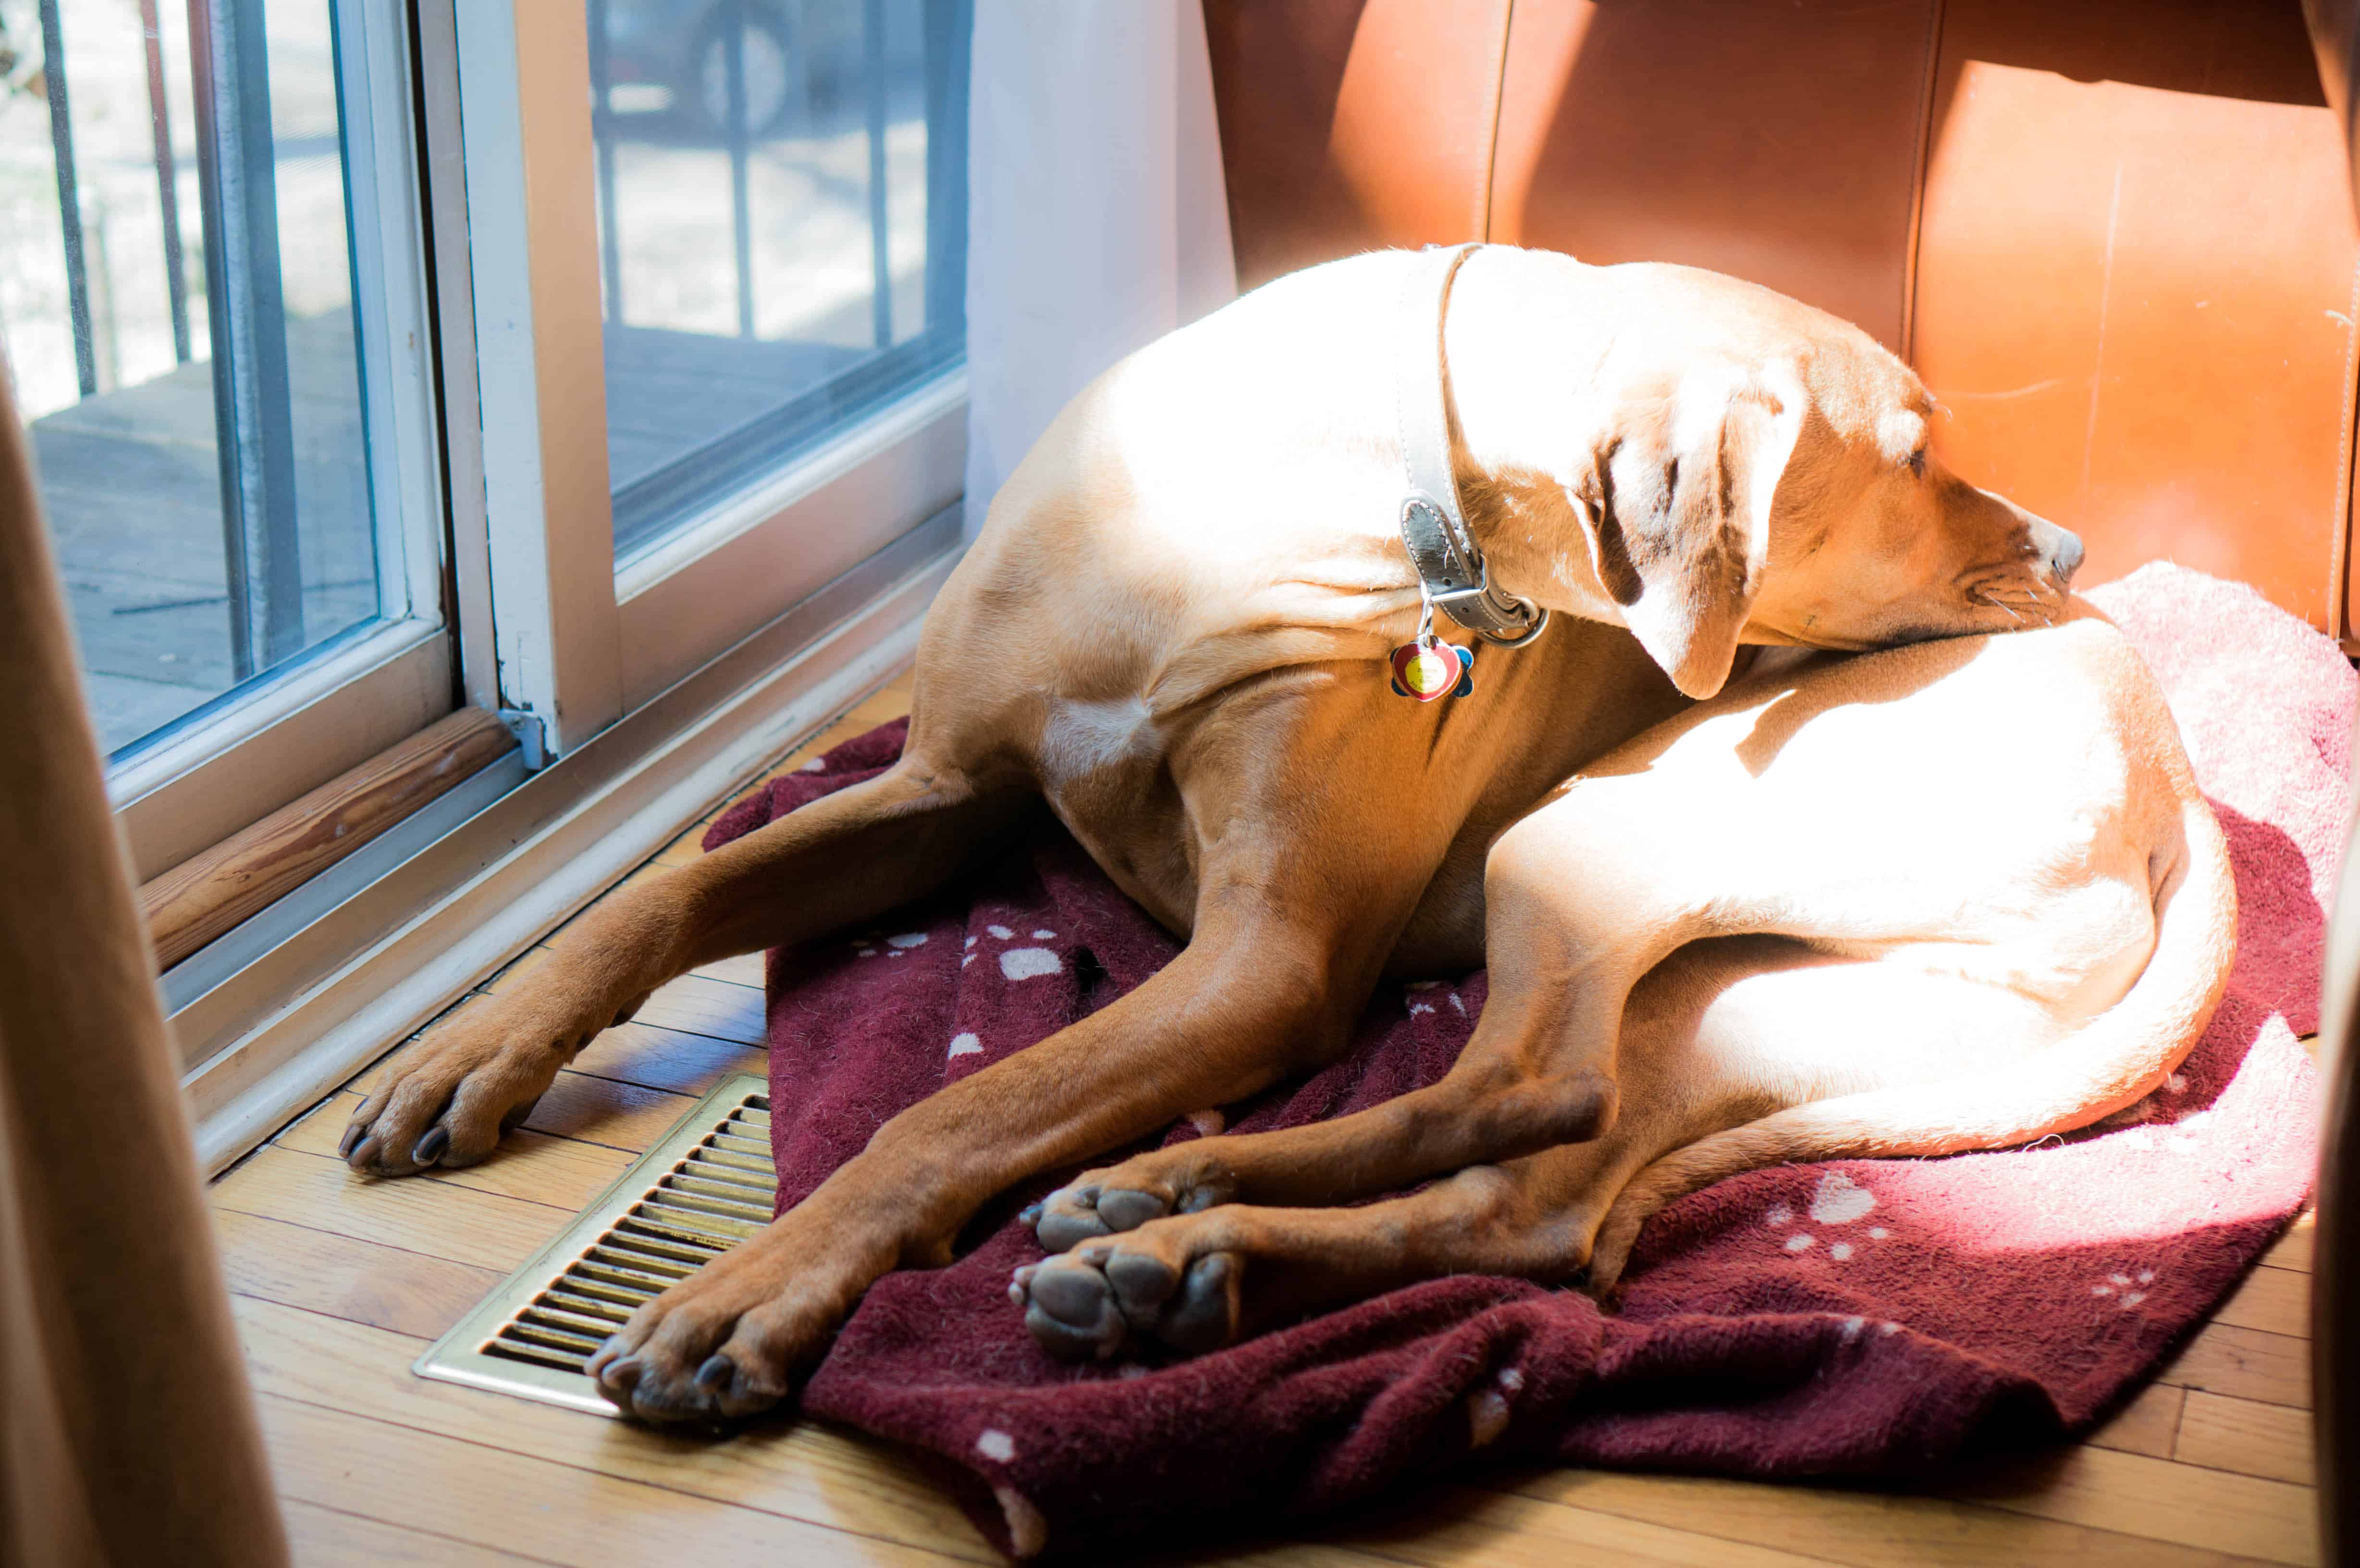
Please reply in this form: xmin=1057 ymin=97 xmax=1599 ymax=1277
xmin=1587 ymin=794 xmax=2237 ymax=1293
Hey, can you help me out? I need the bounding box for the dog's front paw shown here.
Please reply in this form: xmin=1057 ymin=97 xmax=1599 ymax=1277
xmin=1010 ymin=1221 xmax=1244 ymax=1360
xmin=1022 ymin=1152 xmax=1237 ymax=1252
xmin=339 ymin=986 xmax=642 ymax=1176
xmin=586 ymin=1228 xmax=849 ymax=1422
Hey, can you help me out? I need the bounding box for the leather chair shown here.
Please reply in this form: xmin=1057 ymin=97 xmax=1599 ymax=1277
xmin=1204 ymin=3 xmax=2360 ymax=1557
xmin=1205 ymin=0 xmax=2360 ymax=639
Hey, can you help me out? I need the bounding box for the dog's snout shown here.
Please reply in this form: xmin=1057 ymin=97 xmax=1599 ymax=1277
xmin=2031 ymin=518 xmax=2084 ymax=585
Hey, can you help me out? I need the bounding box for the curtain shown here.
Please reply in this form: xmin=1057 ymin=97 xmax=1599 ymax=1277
xmin=962 ymin=0 xmax=1239 ymax=538
xmin=0 ymin=364 xmax=286 ymax=1564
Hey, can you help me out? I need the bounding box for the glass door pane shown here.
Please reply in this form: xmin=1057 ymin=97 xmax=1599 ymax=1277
xmin=589 ymin=0 xmax=970 ymax=565
xmin=1 ymin=0 xmax=406 ymax=759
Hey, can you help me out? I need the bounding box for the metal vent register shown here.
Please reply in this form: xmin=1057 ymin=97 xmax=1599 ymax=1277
xmin=416 ymin=1074 xmax=773 ymax=1414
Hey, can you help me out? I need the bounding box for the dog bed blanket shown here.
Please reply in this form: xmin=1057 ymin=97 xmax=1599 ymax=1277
xmin=704 ymin=563 xmax=2343 ymax=1560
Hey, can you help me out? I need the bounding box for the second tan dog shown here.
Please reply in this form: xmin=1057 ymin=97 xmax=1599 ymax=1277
xmin=342 ymin=245 xmax=2117 ymax=1420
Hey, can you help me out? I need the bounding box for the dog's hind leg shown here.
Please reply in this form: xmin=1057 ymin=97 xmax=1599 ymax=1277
xmin=341 ymin=742 xmax=1032 ymax=1176
xmin=1027 ymin=769 xmax=1731 ymax=1239
xmin=1013 ymin=940 xmax=1781 ymax=1357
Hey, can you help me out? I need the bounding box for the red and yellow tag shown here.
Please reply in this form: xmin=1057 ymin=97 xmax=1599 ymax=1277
xmin=1389 ymin=637 xmax=1474 ymax=702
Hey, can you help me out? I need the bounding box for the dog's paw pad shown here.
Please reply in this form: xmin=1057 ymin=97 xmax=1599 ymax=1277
xmin=1032 ymin=1182 xmax=1115 ymax=1251
xmin=1019 ymin=1261 xmax=1128 ymax=1360
xmin=1158 ymin=1253 xmax=1240 ymax=1355
xmin=1094 ymin=1188 xmax=1169 ymax=1232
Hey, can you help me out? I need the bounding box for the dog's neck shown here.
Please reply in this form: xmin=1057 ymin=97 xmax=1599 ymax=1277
xmin=1436 ymin=257 xmax=1635 ymax=631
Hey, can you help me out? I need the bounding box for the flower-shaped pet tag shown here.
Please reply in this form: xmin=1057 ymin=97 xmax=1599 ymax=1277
xmin=1390 ymin=637 xmax=1474 ymax=702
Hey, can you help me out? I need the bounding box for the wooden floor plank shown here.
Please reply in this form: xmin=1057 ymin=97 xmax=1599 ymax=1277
xmin=210 ymin=1145 xmax=567 ymax=1272
xmin=211 ymin=1208 xmax=501 ymax=1341
xmin=278 ymin=1089 xmax=637 ymax=1211
xmin=2210 ymin=1264 xmax=2311 ymax=1340
xmin=2157 ymin=1322 xmax=2313 ymax=1409
xmin=1500 ymin=1464 xmax=2260 ymax=1568
xmin=627 ymin=971 xmax=769 ymax=1043
xmin=237 ymin=1298 xmax=996 ymax=1564
xmin=1337 ymin=1483 xmax=1860 ymax=1568
xmin=519 ymin=1070 xmax=699 ymax=1153
xmin=2175 ymin=1391 xmax=2317 ymax=1488
xmin=2085 ymin=1381 xmax=2186 ymax=1459
xmin=257 ymin=1393 xmax=963 ymax=1566
xmin=479 ymin=964 xmax=765 ymax=1043
xmin=1943 ymin=1445 xmax=2316 ymax=1566
xmin=689 ymin=950 xmax=766 ymax=988
xmin=567 ymin=1020 xmax=768 ymax=1098
xmin=282 ymin=1497 xmax=555 ymax=1567
xmin=2258 ymin=1216 xmax=2313 ymax=1275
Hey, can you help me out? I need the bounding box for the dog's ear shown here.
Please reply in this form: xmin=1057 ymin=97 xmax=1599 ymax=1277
xmin=1569 ymin=363 xmax=1805 ymax=699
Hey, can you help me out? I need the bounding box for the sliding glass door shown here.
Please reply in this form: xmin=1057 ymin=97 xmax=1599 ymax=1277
xmin=5 ymin=0 xmax=450 ymax=879
xmin=588 ymin=0 xmax=967 ymax=564
xmin=5 ymin=0 xmax=970 ymax=871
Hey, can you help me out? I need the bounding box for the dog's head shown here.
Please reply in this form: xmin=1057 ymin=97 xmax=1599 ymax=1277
xmin=1551 ymin=266 xmax=2080 ymax=699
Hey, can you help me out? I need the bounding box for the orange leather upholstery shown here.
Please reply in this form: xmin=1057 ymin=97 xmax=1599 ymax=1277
xmin=1203 ymin=0 xmax=2360 ymax=637
xmin=1489 ymin=0 xmax=1934 ymax=354
xmin=1204 ymin=0 xmax=1511 ymax=289
xmin=1914 ymin=0 xmax=2356 ymax=631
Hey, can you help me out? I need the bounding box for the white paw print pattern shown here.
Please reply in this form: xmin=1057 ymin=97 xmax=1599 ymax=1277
xmin=2090 ymin=1268 xmax=2157 ymax=1309
xmin=1770 ymin=1172 xmax=1886 ymax=1261
xmin=1835 ymin=1314 xmax=1905 ymax=1344
xmin=1404 ymin=980 xmax=1471 ymax=1018
xmin=966 ymin=919 xmax=1066 ymax=980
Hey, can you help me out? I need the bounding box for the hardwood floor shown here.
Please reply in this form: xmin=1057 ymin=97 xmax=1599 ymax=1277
xmin=208 ymin=670 xmax=2323 ymax=1566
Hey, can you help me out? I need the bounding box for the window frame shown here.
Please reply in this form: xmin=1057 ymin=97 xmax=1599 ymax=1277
xmin=104 ymin=0 xmax=454 ymax=882
xmin=440 ymin=0 xmax=968 ymax=748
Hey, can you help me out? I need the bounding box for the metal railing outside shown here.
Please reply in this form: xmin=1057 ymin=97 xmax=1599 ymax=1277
xmin=36 ymin=0 xmax=311 ymax=681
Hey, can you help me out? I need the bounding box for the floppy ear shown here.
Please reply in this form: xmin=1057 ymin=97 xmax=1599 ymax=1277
xmin=1569 ymin=363 xmax=1805 ymax=699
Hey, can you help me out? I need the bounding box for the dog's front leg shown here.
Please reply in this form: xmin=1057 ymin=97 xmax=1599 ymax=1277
xmin=585 ymin=895 xmax=1375 ymax=1420
xmin=340 ymin=754 xmax=1022 ymax=1176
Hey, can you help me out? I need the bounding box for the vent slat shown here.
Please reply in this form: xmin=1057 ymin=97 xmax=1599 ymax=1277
xmin=578 ymin=1247 xmax=693 ymax=1284
xmin=542 ymin=1288 xmax=634 ymax=1324
xmin=632 ymin=1200 xmax=762 ymax=1242
xmin=558 ymin=1268 xmax=665 ymax=1305
xmin=655 ymin=1182 xmax=774 ymax=1222
xmin=482 ymin=1338 xmax=592 ymax=1373
xmin=601 ymin=1227 xmax=721 ymax=1268
xmin=689 ymin=1144 xmax=776 ymax=1177
xmin=732 ymin=1107 xmax=772 ymax=1130
xmin=504 ymin=1321 xmax=604 ymax=1355
xmin=617 ymin=1211 xmax=741 ymax=1251
xmin=708 ymin=1132 xmax=771 ymax=1158
xmin=680 ymin=1152 xmax=777 ymax=1188
xmin=517 ymin=1304 xmax=620 ymax=1341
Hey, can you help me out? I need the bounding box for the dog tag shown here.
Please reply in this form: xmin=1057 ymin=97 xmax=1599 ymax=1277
xmin=1390 ymin=637 xmax=1474 ymax=702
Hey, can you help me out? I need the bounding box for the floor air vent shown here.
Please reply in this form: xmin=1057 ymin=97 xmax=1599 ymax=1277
xmin=415 ymin=1073 xmax=772 ymax=1415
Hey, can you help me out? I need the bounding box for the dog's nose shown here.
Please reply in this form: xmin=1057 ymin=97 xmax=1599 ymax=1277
xmin=2050 ymin=527 xmax=2085 ymax=584
xmin=2029 ymin=517 xmax=2084 ymax=585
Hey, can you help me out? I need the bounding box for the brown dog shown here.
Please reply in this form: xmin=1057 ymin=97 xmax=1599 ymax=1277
xmin=343 ymin=246 xmax=2091 ymax=1419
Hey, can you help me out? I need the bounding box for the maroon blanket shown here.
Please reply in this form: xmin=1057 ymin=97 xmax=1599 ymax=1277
xmin=705 ymin=564 xmax=2343 ymax=1560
